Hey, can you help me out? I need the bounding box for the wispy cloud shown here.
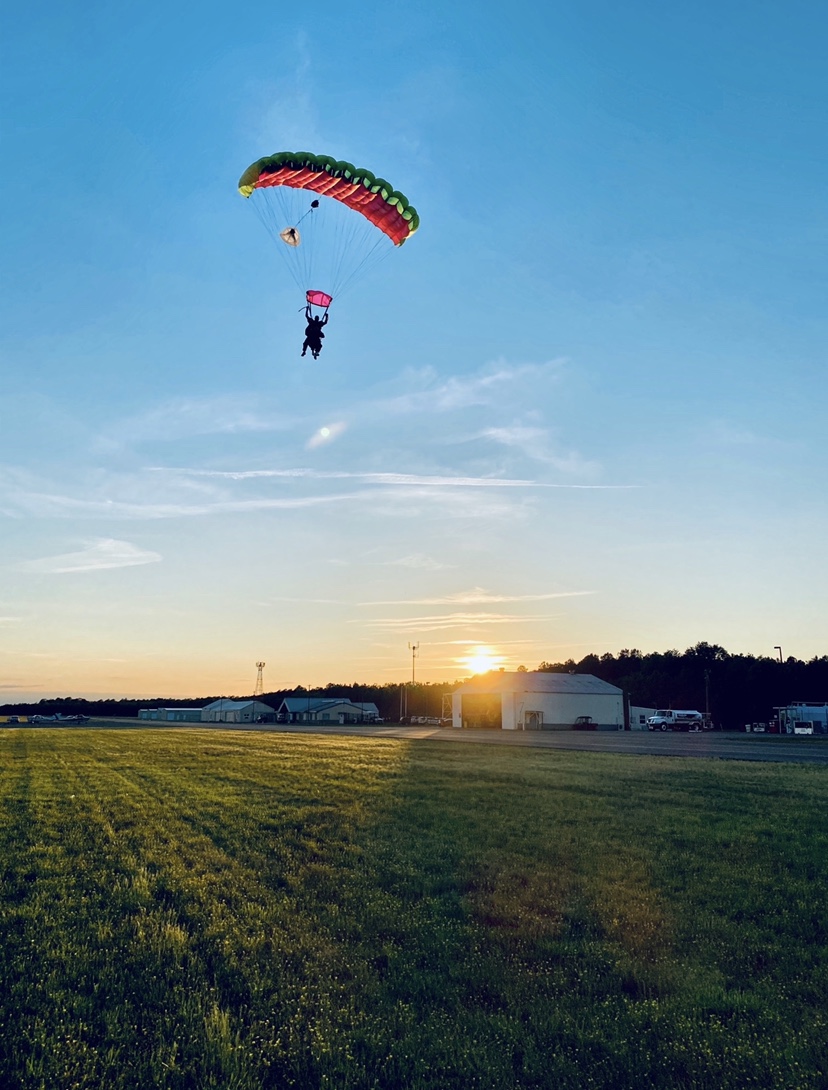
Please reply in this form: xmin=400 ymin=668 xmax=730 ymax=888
xmin=156 ymin=467 xmax=541 ymax=487
xmin=385 ymin=553 xmax=452 ymax=570
xmin=705 ymin=419 xmax=777 ymax=447
xmin=17 ymin=539 xmax=162 ymax=574
xmin=361 ymin=588 xmax=593 ymax=606
xmin=377 ymin=359 xmax=567 ymax=415
xmin=248 ymin=34 xmax=321 ymax=150
xmin=9 ymin=491 xmax=364 ymax=520
xmin=97 ymin=396 xmax=285 ymax=449
xmin=479 ymin=425 xmax=600 ymax=475
xmin=153 ymin=467 xmax=633 ymax=489
xmin=356 ymin=612 xmax=563 ymax=632
xmin=265 ymin=597 xmax=347 ymax=605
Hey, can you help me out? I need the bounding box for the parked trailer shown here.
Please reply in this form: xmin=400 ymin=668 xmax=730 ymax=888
xmin=775 ymin=703 xmax=828 ymax=735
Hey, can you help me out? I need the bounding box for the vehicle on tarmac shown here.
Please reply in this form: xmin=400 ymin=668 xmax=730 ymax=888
xmin=573 ymin=716 xmax=597 ymax=730
xmin=647 ymin=710 xmax=707 ymax=732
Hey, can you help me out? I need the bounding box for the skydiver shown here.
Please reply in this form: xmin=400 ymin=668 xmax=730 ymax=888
xmin=301 ymin=305 xmax=328 ymax=359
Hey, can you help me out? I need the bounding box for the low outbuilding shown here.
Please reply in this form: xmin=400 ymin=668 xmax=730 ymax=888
xmin=629 ymin=705 xmax=657 ymax=730
xmin=200 ymin=700 xmax=276 ymax=724
xmin=138 ymin=707 xmax=204 ymax=723
xmin=277 ymin=697 xmax=380 ymax=723
xmin=452 ymin=671 xmax=624 ymax=731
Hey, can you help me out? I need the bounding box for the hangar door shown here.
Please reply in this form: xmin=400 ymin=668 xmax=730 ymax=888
xmin=461 ymin=693 xmax=502 ymax=730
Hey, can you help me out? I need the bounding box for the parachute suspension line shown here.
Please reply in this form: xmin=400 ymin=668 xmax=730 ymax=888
xmin=247 ymin=177 xmax=406 ymax=300
xmin=251 ymin=197 xmax=303 ymax=293
xmin=324 ymin=207 xmax=390 ymax=299
xmin=294 ymin=199 xmax=319 ymax=228
xmin=335 ymin=231 xmax=391 ymax=297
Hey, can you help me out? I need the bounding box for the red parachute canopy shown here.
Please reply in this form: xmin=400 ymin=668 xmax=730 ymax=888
xmin=306 ymin=289 xmax=333 ymax=309
xmin=239 ymin=152 xmax=419 ymax=246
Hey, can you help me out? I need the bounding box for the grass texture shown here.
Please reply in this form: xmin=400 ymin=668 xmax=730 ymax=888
xmin=0 ymin=729 xmax=826 ymax=1089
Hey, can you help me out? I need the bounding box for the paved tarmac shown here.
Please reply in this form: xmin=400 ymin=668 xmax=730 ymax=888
xmin=290 ymin=725 xmax=828 ymax=764
xmin=39 ymin=720 xmax=828 ymax=765
xmin=200 ymin=722 xmax=828 ymax=765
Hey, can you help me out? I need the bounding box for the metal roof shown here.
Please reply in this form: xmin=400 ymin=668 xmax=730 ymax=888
xmin=280 ymin=697 xmax=346 ymax=712
xmin=454 ymin=671 xmax=622 ymax=696
xmin=139 ymin=707 xmax=205 ymax=712
xmin=202 ymin=699 xmax=275 ymax=711
xmin=280 ymin=698 xmax=380 ymax=714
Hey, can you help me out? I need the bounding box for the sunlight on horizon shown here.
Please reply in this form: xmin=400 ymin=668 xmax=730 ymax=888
xmin=459 ymin=646 xmax=505 ymax=675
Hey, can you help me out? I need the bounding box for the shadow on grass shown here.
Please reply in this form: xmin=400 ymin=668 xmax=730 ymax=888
xmin=0 ymin=731 xmax=826 ymax=1088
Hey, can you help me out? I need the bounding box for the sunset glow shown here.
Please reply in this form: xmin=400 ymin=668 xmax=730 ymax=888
xmin=461 ymin=647 xmax=504 ymax=675
xmin=1 ymin=2 xmax=825 ymax=701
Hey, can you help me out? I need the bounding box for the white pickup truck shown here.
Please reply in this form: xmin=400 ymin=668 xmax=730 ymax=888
xmin=647 ymin=710 xmax=706 ymax=732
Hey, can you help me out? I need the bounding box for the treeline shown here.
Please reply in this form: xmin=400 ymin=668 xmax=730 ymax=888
xmin=0 ymin=682 xmax=455 ymax=723
xmin=538 ymin=643 xmax=828 ymax=729
xmin=3 ymin=645 xmax=826 ymax=729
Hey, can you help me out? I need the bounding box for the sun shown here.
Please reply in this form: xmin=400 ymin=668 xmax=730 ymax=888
xmin=462 ymin=647 xmax=503 ymax=675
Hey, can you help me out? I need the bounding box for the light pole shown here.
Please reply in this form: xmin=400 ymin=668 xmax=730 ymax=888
xmin=774 ymin=646 xmax=783 ymax=664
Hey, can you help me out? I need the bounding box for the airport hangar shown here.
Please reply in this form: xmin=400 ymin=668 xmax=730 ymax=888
xmin=452 ymin=671 xmax=625 ymax=731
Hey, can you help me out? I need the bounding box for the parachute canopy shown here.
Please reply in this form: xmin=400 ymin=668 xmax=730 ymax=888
xmin=238 ymin=151 xmax=419 ymax=246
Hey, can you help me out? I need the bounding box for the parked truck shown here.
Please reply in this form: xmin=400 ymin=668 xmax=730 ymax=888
xmin=647 ymin=710 xmax=708 ymax=732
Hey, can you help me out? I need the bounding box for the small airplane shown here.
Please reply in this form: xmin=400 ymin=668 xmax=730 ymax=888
xmin=30 ymin=713 xmax=90 ymax=724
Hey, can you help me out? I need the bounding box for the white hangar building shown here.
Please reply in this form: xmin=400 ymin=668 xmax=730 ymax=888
xmin=452 ymin=671 xmax=624 ymax=731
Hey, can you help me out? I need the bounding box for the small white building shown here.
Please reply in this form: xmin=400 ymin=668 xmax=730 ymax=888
xmin=452 ymin=671 xmax=624 ymax=731
xmin=201 ymin=700 xmax=276 ymax=724
xmin=138 ymin=707 xmax=204 ymax=723
xmin=629 ymin=705 xmax=657 ymax=730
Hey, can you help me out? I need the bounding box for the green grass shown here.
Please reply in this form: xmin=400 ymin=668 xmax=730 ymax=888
xmin=0 ymin=729 xmax=826 ymax=1089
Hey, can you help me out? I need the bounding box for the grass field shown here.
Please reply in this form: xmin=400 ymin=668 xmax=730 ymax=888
xmin=0 ymin=730 xmax=826 ymax=1089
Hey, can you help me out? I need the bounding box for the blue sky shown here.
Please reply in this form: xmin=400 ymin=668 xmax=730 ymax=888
xmin=2 ymin=0 xmax=827 ymax=698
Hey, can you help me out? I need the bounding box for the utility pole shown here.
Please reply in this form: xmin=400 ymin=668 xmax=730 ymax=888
xmin=774 ymin=646 xmax=783 ymax=664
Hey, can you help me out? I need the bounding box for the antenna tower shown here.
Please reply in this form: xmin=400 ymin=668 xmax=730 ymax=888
xmin=408 ymin=642 xmax=420 ymax=684
xmin=254 ymin=662 xmax=266 ymax=697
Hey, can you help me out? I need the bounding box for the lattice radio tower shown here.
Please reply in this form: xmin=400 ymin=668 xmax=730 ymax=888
xmin=254 ymin=662 xmax=266 ymax=697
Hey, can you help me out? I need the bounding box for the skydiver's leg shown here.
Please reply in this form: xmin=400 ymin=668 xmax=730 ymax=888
xmin=301 ymin=338 xmax=310 ymax=356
